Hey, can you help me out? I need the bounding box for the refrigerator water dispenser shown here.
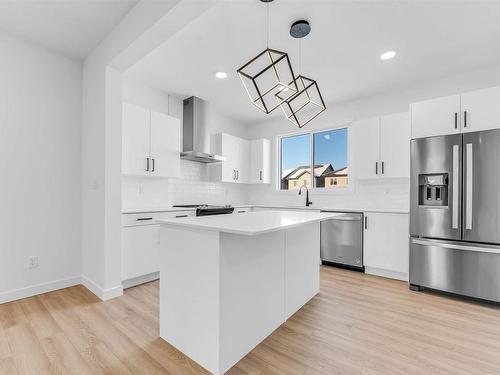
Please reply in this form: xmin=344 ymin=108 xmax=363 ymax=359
xmin=418 ymin=173 xmax=448 ymax=207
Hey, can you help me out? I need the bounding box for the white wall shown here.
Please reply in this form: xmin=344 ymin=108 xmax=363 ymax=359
xmin=81 ymin=1 xmax=216 ymax=300
xmin=121 ymin=78 xmax=248 ymax=209
xmin=0 ymin=32 xmax=82 ymax=302
xmin=246 ymin=65 xmax=500 ymax=210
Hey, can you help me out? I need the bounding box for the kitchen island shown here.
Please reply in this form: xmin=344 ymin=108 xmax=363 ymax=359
xmin=158 ymin=210 xmax=340 ymax=375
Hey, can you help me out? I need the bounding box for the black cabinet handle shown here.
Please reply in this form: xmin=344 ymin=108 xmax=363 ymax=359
xmin=146 ymin=158 xmax=150 ymax=172
xmin=236 ymin=170 xmax=239 ymax=180
xmin=375 ymin=162 xmax=378 ymax=175
xmin=454 ymin=112 xmax=458 ymax=129
xmin=381 ymin=161 xmax=385 ymax=175
xmin=152 ymin=158 xmax=155 ymax=172
xmin=175 ymin=214 xmax=188 ymax=218
xmin=364 ymin=216 xmax=368 ymax=229
xmin=464 ymin=111 xmax=467 ymax=128
xmin=259 ymin=171 xmax=262 ymax=181
xmin=137 ymin=217 xmax=153 ymax=221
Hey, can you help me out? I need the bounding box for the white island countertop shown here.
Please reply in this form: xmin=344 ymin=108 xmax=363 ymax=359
xmin=158 ymin=210 xmax=343 ymax=236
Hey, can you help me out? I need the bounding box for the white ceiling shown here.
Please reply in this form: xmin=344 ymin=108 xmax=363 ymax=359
xmin=125 ymin=0 xmax=500 ymax=125
xmin=0 ymin=0 xmax=138 ymax=60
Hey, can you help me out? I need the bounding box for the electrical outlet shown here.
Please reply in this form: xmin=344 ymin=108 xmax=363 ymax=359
xmin=28 ymin=256 xmax=38 ymax=269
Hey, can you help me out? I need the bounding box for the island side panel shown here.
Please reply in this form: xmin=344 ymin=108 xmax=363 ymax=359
xmin=159 ymin=225 xmax=221 ymax=375
xmin=285 ymin=222 xmax=321 ymax=320
xmin=219 ymin=231 xmax=285 ymax=374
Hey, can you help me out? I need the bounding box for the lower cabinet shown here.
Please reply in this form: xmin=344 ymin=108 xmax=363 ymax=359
xmin=363 ymin=212 xmax=409 ymax=281
xmin=121 ymin=210 xmax=195 ymax=288
xmin=122 ymin=224 xmax=160 ymax=282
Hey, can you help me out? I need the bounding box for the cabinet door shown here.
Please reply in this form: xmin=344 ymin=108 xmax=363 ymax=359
xmin=122 ymin=224 xmax=160 ymax=280
xmin=364 ymin=213 xmax=409 ymax=280
xmin=250 ymin=139 xmax=271 ymax=184
xmin=410 ymin=94 xmax=461 ymax=139
xmin=220 ymin=133 xmax=238 ymax=182
xmin=235 ymin=136 xmax=250 ymax=183
xmin=150 ymin=111 xmax=180 ymax=178
xmin=461 ymin=86 xmax=500 ymax=133
xmin=351 ymin=117 xmax=380 ymax=179
xmin=380 ymin=112 xmax=410 ymax=178
xmin=122 ymin=102 xmax=150 ymax=176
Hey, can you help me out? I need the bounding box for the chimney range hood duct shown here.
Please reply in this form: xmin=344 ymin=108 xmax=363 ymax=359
xmin=181 ymin=96 xmax=225 ymax=163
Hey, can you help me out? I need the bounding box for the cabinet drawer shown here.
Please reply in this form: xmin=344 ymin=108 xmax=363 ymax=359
xmin=121 ymin=210 xmax=195 ymax=227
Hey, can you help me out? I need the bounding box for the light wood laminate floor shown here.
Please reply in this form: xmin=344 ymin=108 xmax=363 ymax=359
xmin=1 ymin=266 xmax=500 ymax=374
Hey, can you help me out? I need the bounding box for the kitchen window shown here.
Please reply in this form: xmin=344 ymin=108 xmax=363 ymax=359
xmin=279 ymin=128 xmax=348 ymax=190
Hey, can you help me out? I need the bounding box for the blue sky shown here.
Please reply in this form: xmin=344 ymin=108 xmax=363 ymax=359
xmin=281 ymin=128 xmax=348 ymax=171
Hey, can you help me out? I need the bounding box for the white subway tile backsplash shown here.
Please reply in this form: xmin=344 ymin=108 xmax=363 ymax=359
xmin=122 ymin=159 xmax=248 ymax=209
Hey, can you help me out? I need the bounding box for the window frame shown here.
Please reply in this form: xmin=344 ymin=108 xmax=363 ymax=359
xmin=277 ymin=125 xmax=351 ymax=193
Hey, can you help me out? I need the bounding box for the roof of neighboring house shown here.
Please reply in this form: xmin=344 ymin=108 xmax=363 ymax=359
xmin=284 ymin=164 xmax=333 ymax=180
xmin=324 ymin=167 xmax=348 ymax=177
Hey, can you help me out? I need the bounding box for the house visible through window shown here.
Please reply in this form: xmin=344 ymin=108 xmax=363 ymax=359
xmin=280 ymin=128 xmax=348 ymax=190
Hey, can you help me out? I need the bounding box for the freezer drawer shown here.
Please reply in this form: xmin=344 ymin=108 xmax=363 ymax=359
xmin=320 ymin=212 xmax=363 ymax=269
xmin=410 ymin=238 xmax=500 ymax=302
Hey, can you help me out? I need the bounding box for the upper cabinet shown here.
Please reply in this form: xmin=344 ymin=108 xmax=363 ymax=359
xmin=122 ymin=102 xmax=180 ymax=178
xmin=380 ymin=112 xmax=410 ymax=178
xmin=250 ymin=139 xmax=271 ymax=184
xmin=410 ymin=94 xmax=461 ymax=139
xmin=411 ymin=85 xmax=500 ymax=139
xmin=460 ymin=86 xmax=500 ymax=133
xmin=351 ymin=117 xmax=380 ymax=179
xmin=351 ymin=112 xmax=410 ymax=179
xmin=122 ymin=102 xmax=150 ymax=176
xmin=211 ymin=133 xmax=271 ymax=184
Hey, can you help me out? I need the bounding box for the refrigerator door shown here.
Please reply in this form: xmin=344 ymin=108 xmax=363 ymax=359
xmin=410 ymin=134 xmax=462 ymax=240
xmin=410 ymin=237 xmax=500 ymax=302
xmin=463 ymin=129 xmax=500 ymax=244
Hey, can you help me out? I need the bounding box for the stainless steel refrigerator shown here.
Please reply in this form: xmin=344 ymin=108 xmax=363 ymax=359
xmin=410 ymin=129 xmax=500 ymax=302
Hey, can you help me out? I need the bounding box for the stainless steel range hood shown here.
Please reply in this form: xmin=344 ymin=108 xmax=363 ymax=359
xmin=181 ymin=96 xmax=225 ymax=163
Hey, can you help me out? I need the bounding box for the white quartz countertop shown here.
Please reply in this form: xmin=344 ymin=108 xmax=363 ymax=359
xmin=122 ymin=205 xmax=408 ymax=214
xmin=158 ymin=210 xmax=344 ymax=236
xmin=122 ymin=207 xmax=196 ymax=214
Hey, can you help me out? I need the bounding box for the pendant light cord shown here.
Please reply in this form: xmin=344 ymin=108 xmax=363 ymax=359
xmin=298 ymin=38 xmax=302 ymax=75
xmin=266 ymin=2 xmax=269 ymax=48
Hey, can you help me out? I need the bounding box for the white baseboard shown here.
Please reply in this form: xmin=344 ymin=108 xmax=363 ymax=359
xmin=122 ymin=271 xmax=159 ymax=289
xmin=81 ymin=275 xmax=123 ymax=301
xmin=365 ymin=267 xmax=409 ymax=282
xmin=0 ymin=276 xmax=81 ymax=304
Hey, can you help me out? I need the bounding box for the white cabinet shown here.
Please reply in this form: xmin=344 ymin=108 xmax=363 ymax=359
xmin=351 ymin=112 xmax=410 ymax=180
xmin=211 ymin=133 xmax=248 ymax=183
xmin=410 ymin=94 xmax=461 ymax=139
xmin=121 ymin=210 xmax=195 ymax=287
xmin=150 ymin=111 xmax=181 ymax=178
xmin=122 ymin=103 xmax=150 ymax=176
xmin=122 ymin=102 xmax=180 ymax=178
xmin=380 ymin=112 xmax=410 ymax=178
xmin=122 ymin=224 xmax=160 ymax=281
xmin=460 ymin=86 xmax=500 ymax=133
xmin=363 ymin=212 xmax=409 ymax=281
xmin=411 ymin=85 xmax=500 ymax=139
xmin=211 ymin=133 xmax=271 ymax=184
xmin=351 ymin=117 xmax=380 ymax=179
xmin=250 ymin=139 xmax=271 ymax=183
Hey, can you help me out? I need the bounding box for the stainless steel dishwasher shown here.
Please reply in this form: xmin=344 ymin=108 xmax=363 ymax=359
xmin=320 ymin=211 xmax=364 ymax=271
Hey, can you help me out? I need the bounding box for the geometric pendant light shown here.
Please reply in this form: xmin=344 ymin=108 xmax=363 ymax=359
xmin=237 ymin=0 xmax=298 ymax=114
xmin=278 ymin=20 xmax=326 ymax=128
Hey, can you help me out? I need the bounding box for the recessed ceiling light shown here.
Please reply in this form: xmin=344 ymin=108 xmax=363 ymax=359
xmin=215 ymin=71 xmax=228 ymax=79
xmin=380 ymin=50 xmax=397 ymax=60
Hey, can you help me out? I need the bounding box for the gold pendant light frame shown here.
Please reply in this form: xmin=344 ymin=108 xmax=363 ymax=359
xmin=237 ymin=48 xmax=298 ymax=114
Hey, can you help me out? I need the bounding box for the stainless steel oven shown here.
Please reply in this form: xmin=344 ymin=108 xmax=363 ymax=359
xmin=320 ymin=212 xmax=363 ymax=270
